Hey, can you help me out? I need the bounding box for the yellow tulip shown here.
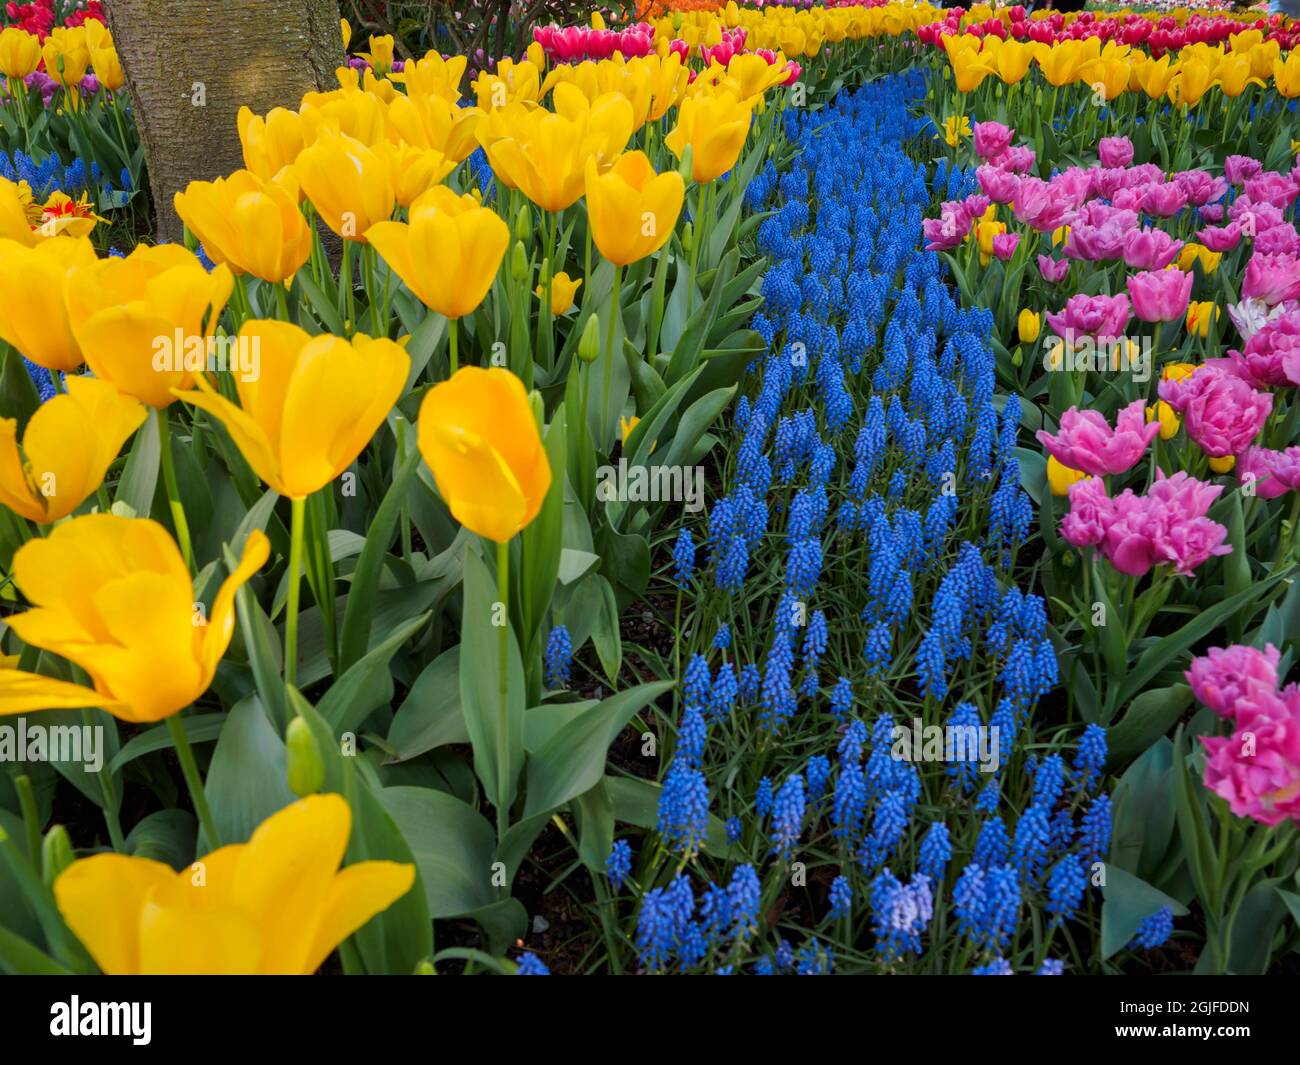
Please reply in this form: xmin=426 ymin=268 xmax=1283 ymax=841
xmin=89 ymin=45 xmax=123 ymax=91
xmin=1185 ymin=301 xmax=1219 ymax=338
xmin=358 ymin=34 xmax=396 ymax=77
xmin=1136 ymin=54 xmax=1177 ymax=99
xmin=988 ymin=39 xmax=1032 ymax=85
xmin=645 ymin=52 xmax=690 ymax=122
xmin=942 ymin=114 xmax=972 ymax=148
xmin=1215 ymin=53 xmax=1262 ymax=98
xmin=538 ymin=271 xmax=581 ymax=314
xmin=41 ymin=27 xmax=90 ymax=90
xmin=974 ymin=218 xmax=1005 ymax=265
xmin=0 ymin=176 xmax=39 ymax=246
xmin=585 ymin=151 xmax=685 ymax=267
xmin=1275 ymin=53 xmax=1300 ymax=99
xmin=1147 ymin=400 xmax=1180 ymax=441
xmin=35 ymin=191 xmax=102 ymax=240
xmin=1208 ymin=454 xmax=1236 ymax=474
xmin=417 ymin=367 xmax=551 ymax=543
xmin=390 ymin=52 xmax=467 ymax=103
xmin=385 ymin=93 xmax=483 ymax=162
xmin=717 ymin=52 xmax=792 ymax=109
xmin=173 ymin=170 xmax=312 ymax=283
xmin=367 ymin=185 xmax=508 ymax=320
xmin=664 ymin=90 xmax=753 ymax=184
xmin=1018 ymin=309 xmax=1041 ymax=345
xmin=0 ymin=27 xmax=41 ymax=80
xmin=376 ymin=141 xmax=455 ymax=206
xmin=473 ymin=58 xmax=542 ymax=110
xmin=54 ymin=794 xmax=415 ymax=974
xmin=237 ymin=106 xmax=307 ymax=182
xmin=0 ymin=514 xmax=268 ymax=723
xmin=65 ymin=244 xmax=233 ymax=408
xmin=1167 ymin=59 xmax=1216 ymax=109
xmin=942 ymin=35 xmax=995 ymax=92
xmin=173 ymin=320 xmax=408 ymax=500
xmin=0 ymin=377 xmax=145 ymax=522
xmin=340 ymin=17 xmax=352 ymax=52
xmin=0 ymin=235 xmax=97 ymax=371
xmin=299 ymin=85 xmax=387 ymax=146
xmin=1046 ymin=455 xmax=1089 ymax=497
xmin=482 ymin=87 xmax=633 ymax=212
xmin=295 ymin=131 xmax=394 ymax=242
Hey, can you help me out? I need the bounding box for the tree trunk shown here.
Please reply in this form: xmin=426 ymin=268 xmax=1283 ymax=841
xmin=106 ymin=0 xmax=344 ymax=243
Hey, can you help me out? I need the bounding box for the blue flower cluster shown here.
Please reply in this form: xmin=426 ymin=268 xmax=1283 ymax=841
xmin=636 ymin=72 xmax=1107 ymax=974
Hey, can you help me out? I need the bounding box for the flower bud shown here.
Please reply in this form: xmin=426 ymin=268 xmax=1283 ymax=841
xmin=578 ymin=312 xmax=602 ymax=363
xmin=42 ymin=824 xmax=75 ymax=888
xmin=511 ymin=240 xmax=529 ymax=283
xmin=515 ymin=203 xmax=532 ymax=243
xmin=286 ymin=715 xmax=325 ymax=797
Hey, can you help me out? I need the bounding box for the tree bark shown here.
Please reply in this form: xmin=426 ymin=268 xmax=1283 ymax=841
xmin=106 ymin=0 xmax=345 ymax=243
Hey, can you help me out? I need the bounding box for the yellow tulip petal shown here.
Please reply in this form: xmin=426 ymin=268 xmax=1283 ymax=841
xmin=54 ymin=854 xmax=176 ymax=975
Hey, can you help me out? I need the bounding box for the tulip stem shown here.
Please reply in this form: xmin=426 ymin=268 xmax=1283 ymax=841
xmin=155 ymin=411 xmax=194 ymax=572
xmin=448 ymin=317 xmax=459 ymax=376
xmin=285 ymin=495 xmax=306 ymax=690
xmin=602 ymin=264 xmax=622 ymax=429
xmin=46 ymin=368 xmax=63 ymax=395
xmin=496 ymin=538 xmax=511 ymax=840
xmin=167 ymin=714 xmax=222 ymax=853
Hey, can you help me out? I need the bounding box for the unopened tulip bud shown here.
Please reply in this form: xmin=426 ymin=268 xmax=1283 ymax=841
xmin=511 ymin=241 xmax=529 ymax=283
xmin=515 ymin=203 xmax=531 ymax=243
xmin=286 ymin=715 xmax=325 ymax=797
xmin=681 ymin=221 xmax=694 ymax=254
xmin=578 ymin=313 xmax=602 ymax=363
xmin=676 ymin=144 xmax=694 ymax=183
xmin=42 ymin=824 xmax=74 ymax=888
xmin=529 ymin=389 xmax=545 ymax=430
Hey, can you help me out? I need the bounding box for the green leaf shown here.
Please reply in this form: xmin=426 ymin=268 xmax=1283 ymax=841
xmin=1228 ymin=879 xmax=1287 ymax=974
xmin=1101 ymin=865 xmax=1190 ymax=961
xmin=203 ymin=696 xmax=297 ymax=848
xmin=523 ymin=681 xmax=673 ymax=819
xmin=318 ymin=612 xmax=428 ymax=736
xmin=1106 ymin=685 xmax=1192 ymax=771
xmin=114 ymin=409 xmax=160 ymax=518
xmin=109 ymin=713 xmax=227 ymax=775
xmin=125 ymin=809 xmax=196 ymax=870
xmin=379 ymin=785 xmax=498 ymax=917
xmin=339 ymin=448 xmax=422 ymax=673
xmin=459 ymin=547 xmax=526 ymax=813
xmin=386 ymin=647 xmax=467 ymax=761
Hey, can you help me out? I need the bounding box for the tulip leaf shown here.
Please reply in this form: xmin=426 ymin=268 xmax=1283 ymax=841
xmin=203 ymin=696 xmax=297 ymax=848
xmin=114 ymin=409 xmax=160 ymax=519
xmin=0 ymin=344 xmax=41 ymax=436
xmin=573 ymin=778 xmax=615 ymax=875
xmin=1228 ymin=878 xmax=1287 ymax=975
xmin=318 ymin=612 xmax=429 ymax=737
xmin=0 ymin=816 xmax=95 ymax=973
xmin=662 ymin=385 xmax=737 ymax=473
xmin=339 ymin=447 xmax=422 ymax=673
xmin=518 ymin=414 xmax=567 ymax=666
xmin=1115 ymin=568 xmax=1293 ymax=708
xmin=125 ymin=809 xmax=196 ymax=871
xmin=589 ymin=574 xmax=623 ymax=683
xmin=0 ymin=924 xmax=74 ymax=975
xmin=231 ymin=559 xmax=288 ymax=732
xmin=1100 ymin=866 xmax=1189 ymax=961
xmin=459 ymin=546 xmax=526 ymax=816
xmin=1106 ymin=685 xmax=1192 ymax=772
xmin=522 ymin=680 xmax=672 ymax=820
xmin=379 ymin=785 xmax=499 ymax=917
xmin=341 ymin=761 xmax=432 ymax=975
xmin=108 ymin=712 xmax=227 ymax=775
xmin=386 ymin=647 xmax=467 ymax=762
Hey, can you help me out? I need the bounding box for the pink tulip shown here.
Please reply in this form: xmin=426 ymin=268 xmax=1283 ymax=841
xmin=1224 ymin=155 xmax=1265 ymax=187
xmin=977 ymin=164 xmax=1020 ymax=204
xmin=1037 ymin=254 xmax=1070 ymax=283
xmin=1126 ymin=268 xmax=1193 ymax=323
xmin=1046 ymin=292 xmax=1131 ymax=340
xmin=1197 ymin=221 xmax=1243 ymax=252
xmin=1037 ymin=400 xmax=1159 ymax=477
xmin=1228 ymin=311 xmax=1300 ymax=387
xmin=1140 ymin=182 xmax=1189 ymax=218
xmin=1255 ymin=224 xmax=1300 ymax=256
xmin=1243 ymin=172 xmax=1299 ymax=211
xmin=973 ymin=121 xmax=1015 ymax=161
xmin=1098 ymin=135 xmax=1134 ymax=168
xmin=1158 ymin=364 xmax=1272 ymax=457
xmin=1202 ymin=705 xmax=1300 ymax=826
xmin=1187 ymin=643 xmax=1282 ymax=719
xmin=992 ymin=145 xmax=1037 ymax=174
xmin=1122 ymin=227 xmax=1185 ymax=270
xmin=1064 ymin=223 xmax=1127 ymax=262
xmin=1243 ymin=252 xmax=1300 ymax=306
xmin=992 ymin=232 xmax=1019 ymax=261
xmin=1237 ymin=446 xmax=1300 ymax=500
xmin=1172 ymin=169 xmax=1227 ymax=207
